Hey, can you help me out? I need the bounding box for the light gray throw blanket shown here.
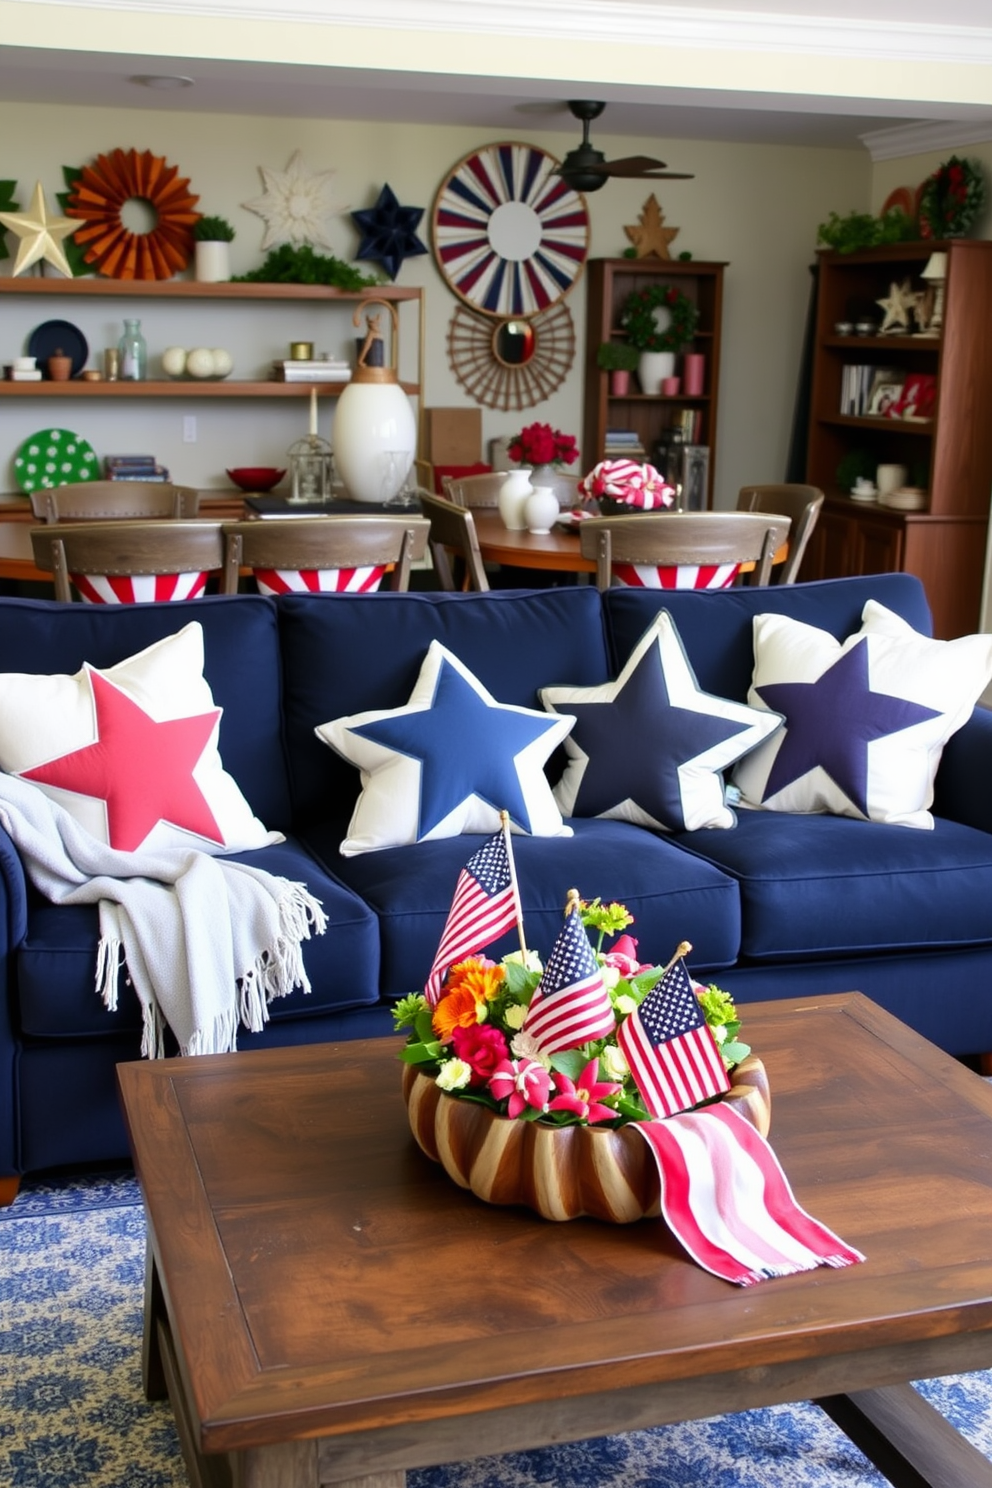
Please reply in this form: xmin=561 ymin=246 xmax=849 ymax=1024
xmin=0 ymin=772 xmax=327 ymax=1057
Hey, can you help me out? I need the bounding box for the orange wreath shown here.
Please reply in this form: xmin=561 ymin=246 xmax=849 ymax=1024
xmin=66 ymin=148 xmax=200 ymax=280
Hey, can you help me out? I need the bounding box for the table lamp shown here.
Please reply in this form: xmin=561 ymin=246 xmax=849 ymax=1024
xmin=919 ymin=252 xmax=947 ymax=337
xmin=334 ymin=301 xmax=416 ymax=504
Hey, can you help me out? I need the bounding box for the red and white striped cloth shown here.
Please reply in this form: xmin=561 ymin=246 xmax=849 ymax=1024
xmin=634 ymin=1102 xmax=865 ymax=1286
xmin=252 ymin=566 xmax=387 ymax=596
xmin=611 ymin=562 xmax=741 ymax=590
xmin=71 ymin=572 xmax=209 ymax=604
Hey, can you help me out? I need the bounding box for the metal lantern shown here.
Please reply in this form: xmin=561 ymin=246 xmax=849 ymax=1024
xmin=333 ymin=300 xmax=417 ymax=504
xmin=287 ymin=389 xmax=334 ymax=504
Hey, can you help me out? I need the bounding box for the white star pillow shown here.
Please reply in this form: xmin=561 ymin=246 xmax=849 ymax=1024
xmin=316 ymin=641 xmax=574 ymax=856
xmin=541 ymin=610 xmax=782 ymax=833
xmin=0 ymin=624 xmax=279 ymax=854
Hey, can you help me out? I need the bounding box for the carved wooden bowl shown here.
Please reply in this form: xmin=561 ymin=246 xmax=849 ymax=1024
xmin=402 ymin=1055 xmax=770 ymax=1224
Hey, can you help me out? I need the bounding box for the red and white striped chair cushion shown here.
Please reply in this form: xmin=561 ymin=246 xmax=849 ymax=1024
xmin=71 ymin=572 xmax=210 ymax=604
xmin=252 ymin=566 xmax=387 ymax=596
xmin=611 ymin=562 xmax=741 ymax=591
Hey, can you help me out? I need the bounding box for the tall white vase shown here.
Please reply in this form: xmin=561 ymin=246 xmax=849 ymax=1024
xmin=498 ymin=468 xmax=533 ymax=530
xmin=638 ymin=351 xmax=676 ymax=395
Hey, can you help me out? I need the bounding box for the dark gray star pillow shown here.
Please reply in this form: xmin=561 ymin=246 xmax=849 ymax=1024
xmin=540 ymin=610 xmax=782 ymax=833
xmin=734 ymin=601 xmax=992 ymax=828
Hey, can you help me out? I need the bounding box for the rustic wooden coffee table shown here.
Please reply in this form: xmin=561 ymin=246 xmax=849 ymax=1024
xmin=118 ymin=993 xmax=992 ymax=1488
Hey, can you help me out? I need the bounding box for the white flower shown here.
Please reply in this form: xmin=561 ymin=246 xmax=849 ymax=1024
xmin=510 ymin=1030 xmax=552 ymax=1068
xmin=601 ymin=1044 xmax=629 ymax=1081
xmin=712 ymin=1023 xmax=727 ymax=1043
xmin=503 ymin=1003 xmax=527 ymax=1030
xmin=436 ymin=1059 xmax=472 ymax=1092
xmin=614 ymin=994 xmax=638 ymax=1017
xmin=503 ymin=948 xmax=543 ymax=973
xmin=601 ymin=965 xmax=621 ymax=990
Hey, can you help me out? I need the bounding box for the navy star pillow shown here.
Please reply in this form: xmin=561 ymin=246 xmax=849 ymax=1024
xmin=316 ymin=641 xmax=575 ymax=855
xmin=540 ymin=611 xmax=782 ymax=833
xmin=734 ymin=601 xmax=992 ymax=829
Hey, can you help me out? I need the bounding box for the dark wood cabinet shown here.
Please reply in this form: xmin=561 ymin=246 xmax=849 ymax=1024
xmin=802 ymin=240 xmax=992 ymax=637
xmin=582 ymin=257 xmax=725 ymax=505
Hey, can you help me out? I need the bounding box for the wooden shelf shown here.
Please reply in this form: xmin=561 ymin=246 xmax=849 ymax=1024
xmin=818 ymin=413 xmax=933 ymax=436
xmin=0 ymin=380 xmax=418 ymax=398
xmin=0 ymin=277 xmax=418 ymax=303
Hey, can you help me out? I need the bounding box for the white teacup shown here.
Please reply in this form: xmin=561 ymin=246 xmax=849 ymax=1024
xmin=876 ymin=463 xmax=907 ymax=497
xmin=852 ymin=477 xmax=876 ymax=496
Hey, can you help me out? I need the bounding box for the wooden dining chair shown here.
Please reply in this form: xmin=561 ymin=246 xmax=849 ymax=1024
xmin=220 ymin=516 xmax=430 ymax=595
xmin=443 ymin=470 xmax=580 ymax=511
xmin=736 ymin=483 xmax=824 ymax=584
xmin=418 ymin=491 xmax=489 ymax=592
xmin=578 ymin=511 xmax=793 ymax=592
xmin=30 ymin=521 xmax=234 ymax=603
xmin=30 ymin=481 xmax=201 ymax=524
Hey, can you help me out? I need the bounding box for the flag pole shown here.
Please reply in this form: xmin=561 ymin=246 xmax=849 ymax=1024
xmin=500 ymin=810 xmax=528 ymax=959
xmin=660 ymin=939 xmax=693 ymax=976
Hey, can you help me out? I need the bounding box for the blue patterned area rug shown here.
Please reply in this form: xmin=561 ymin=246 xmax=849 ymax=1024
xmin=2 ymin=1171 xmax=991 ymax=1488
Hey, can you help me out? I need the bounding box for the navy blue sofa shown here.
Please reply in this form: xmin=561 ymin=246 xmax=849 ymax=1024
xmin=2 ymin=570 xmax=991 ymax=1191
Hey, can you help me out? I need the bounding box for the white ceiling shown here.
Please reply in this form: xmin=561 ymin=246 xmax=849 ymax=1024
xmin=2 ymin=0 xmax=992 ymax=154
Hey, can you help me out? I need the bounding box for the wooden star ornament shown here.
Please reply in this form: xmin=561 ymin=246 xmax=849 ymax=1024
xmin=624 ymin=195 xmax=680 ymax=260
xmin=876 ymin=278 xmax=921 ymax=335
xmin=0 ymin=180 xmax=76 ymax=277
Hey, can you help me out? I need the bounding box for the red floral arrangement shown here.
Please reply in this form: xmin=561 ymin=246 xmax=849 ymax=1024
xmin=508 ymin=422 xmax=579 ymax=469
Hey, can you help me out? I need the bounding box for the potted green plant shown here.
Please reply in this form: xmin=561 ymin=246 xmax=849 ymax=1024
xmin=193 ymin=215 xmax=236 ymax=283
xmin=596 ymin=340 xmax=640 ymax=395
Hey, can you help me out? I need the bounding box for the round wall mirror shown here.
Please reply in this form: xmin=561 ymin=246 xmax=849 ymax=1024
xmin=494 ymin=319 xmax=536 ymax=366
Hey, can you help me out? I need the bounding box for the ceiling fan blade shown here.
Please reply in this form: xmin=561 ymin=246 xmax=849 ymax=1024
xmin=602 ymin=156 xmax=695 ymax=180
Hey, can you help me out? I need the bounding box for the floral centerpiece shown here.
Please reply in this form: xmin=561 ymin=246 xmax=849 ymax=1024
xmin=620 ymin=284 xmax=699 ymax=353
xmin=917 ymin=156 xmax=986 ymax=240
xmin=578 ymin=458 xmax=676 ymax=513
xmin=507 ymin=422 xmax=579 ymax=481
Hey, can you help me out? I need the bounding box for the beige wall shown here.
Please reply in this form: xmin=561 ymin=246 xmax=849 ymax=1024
xmin=1 ymin=99 xmax=868 ymax=505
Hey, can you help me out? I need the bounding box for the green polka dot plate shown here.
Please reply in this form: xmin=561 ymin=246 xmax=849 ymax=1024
xmin=13 ymin=428 xmax=100 ymax=494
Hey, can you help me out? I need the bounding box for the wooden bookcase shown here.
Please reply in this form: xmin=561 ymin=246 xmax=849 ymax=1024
xmin=581 ymin=258 xmax=726 ymax=506
xmin=801 ymin=240 xmax=992 ymax=638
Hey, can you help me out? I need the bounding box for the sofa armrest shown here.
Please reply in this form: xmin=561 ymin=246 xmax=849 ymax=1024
xmin=0 ymin=824 xmax=27 ymax=958
xmin=933 ymin=705 xmax=992 ymax=833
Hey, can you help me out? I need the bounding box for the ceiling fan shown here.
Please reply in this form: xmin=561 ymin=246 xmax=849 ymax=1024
xmin=555 ymin=101 xmax=694 ymax=194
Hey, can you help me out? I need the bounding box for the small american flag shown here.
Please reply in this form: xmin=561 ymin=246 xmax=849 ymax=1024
xmin=618 ymin=957 xmax=730 ymax=1118
xmin=424 ymin=833 xmax=518 ymax=1006
xmin=523 ymin=905 xmax=615 ymax=1054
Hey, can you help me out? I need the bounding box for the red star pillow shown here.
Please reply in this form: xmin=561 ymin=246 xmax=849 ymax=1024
xmin=0 ymin=623 xmax=278 ymax=853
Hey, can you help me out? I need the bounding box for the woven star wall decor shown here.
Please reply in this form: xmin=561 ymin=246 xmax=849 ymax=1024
xmin=624 ymin=194 xmax=680 ymax=260
xmin=242 ymin=150 xmax=347 ymax=251
xmin=351 ymin=184 xmax=427 ymax=280
xmin=0 ymin=180 xmax=76 ymax=277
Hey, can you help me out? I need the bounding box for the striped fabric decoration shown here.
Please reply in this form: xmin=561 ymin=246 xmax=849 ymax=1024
xmin=612 ymin=562 xmax=741 ymax=591
xmin=252 ymin=566 xmax=387 ymax=596
xmin=71 ymin=572 xmax=209 ymax=604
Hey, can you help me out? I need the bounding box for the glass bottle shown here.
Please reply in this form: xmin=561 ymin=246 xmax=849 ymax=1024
xmin=118 ymin=318 xmax=147 ymax=381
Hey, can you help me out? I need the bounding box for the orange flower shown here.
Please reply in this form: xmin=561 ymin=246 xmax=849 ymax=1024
xmin=432 ymin=958 xmax=505 ymax=1042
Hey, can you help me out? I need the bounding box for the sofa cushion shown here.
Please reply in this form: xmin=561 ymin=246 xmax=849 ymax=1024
xmin=303 ymin=816 xmax=742 ymax=998
xmin=318 ymin=639 xmax=575 ymax=854
xmin=675 ymin=808 xmax=992 ymax=961
xmin=15 ymin=837 xmax=381 ymax=1039
xmin=541 ymin=610 xmax=781 ymax=832
xmin=603 ymin=573 xmax=935 ymax=704
xmin=277 ymin=587 xmax=611 ymax=825
xmin=0 ymin=623 xmax=277 ymax=852
xmin=0 ymin=594 xmax=293 ymax=834
xmin=733 ymin=602 xmax=992 ymax=829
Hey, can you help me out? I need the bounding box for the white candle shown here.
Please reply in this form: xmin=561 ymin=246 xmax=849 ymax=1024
xmin=309 ymin=387 xmax=318 ymax=438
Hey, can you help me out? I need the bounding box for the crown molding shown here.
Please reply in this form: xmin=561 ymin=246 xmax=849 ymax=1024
xmin=10 ymin=0 xmax=992 ymax=70
xmin=861 ymin=117 xmax=992 ymax=160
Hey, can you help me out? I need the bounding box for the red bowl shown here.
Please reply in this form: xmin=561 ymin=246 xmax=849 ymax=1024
xmin=226 ymin=466 xmax=286 ymax=493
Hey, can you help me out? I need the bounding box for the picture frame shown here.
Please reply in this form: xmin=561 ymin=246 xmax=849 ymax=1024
xmin=866 ymin=380 xmax=904 ymax=418
xmin=680 ymin=444 xmax=710 ymax=510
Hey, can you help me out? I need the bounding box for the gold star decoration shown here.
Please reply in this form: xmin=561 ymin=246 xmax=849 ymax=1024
xmin=242 ymin=150 xmax=347 ymax=251
xmin=0 ymin=180 xmax=76 ymax=277
xmin=876 ymin=278 xmax=921 ymax=335
xmin=624 ymin=195 xmax=680 ymax=260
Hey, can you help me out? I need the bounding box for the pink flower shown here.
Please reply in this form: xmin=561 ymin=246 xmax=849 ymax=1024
xmin=488 ymin=1058 xmax=552 ymax=1118
xmin=547 ymin=1058 xmax=620 ymax=1124
xmin=451 ymin=1023 xmax=509 ymax=1086
xmin=602 ymin=933 xmax=649 ymax=979
xmin=577 ymin=460 xmax=675 ymax=510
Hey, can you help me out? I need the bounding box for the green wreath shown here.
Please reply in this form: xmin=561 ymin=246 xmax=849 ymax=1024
xmin=917 ymin=156 xmax=986 ymax=240
xmin=620 ymin=283 xmax=700 ymax=353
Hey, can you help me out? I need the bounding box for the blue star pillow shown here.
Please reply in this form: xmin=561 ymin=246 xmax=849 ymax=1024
xmin=540 ymin=611 xmax=782 ymax=833
xmin=316 ymin=641 xmax=575 ymax=855
xmin=734 ymin=601 xmax=992 ymax=829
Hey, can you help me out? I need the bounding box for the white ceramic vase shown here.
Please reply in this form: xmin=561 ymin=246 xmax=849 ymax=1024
xmin=333 ymin=382 xmax=417 ymax=503
xmin=195 ymin=241 xmax=231 ymax=283
xmin=638 ymin=350 xmax=676 ymax=395
xmin=524 ymin=485 xmax=560 ymax=535
xmin=498 ymin=468 xmax=533 ymax=530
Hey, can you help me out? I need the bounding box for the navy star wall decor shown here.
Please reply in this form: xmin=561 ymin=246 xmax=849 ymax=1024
xmin=351 ymin=184 xmax=428 ymax=280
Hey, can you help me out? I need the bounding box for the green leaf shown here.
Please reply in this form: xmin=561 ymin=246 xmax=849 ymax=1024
xmin=55 ymin=167 xmax=89 ymax=277
xmin=501 ymin=960 xmax=540 ymax=999
xmin=0 ymin=180 xmax=19 ymax=262
xmin=399 ymin=1040 xmax=443 ymax=1065
xmin=413 ymin=1007 xmax=437 ymax=1043
xmin=549 ymin=1048 xmax=587 ymax=1079
xmin=721 ymin=1040 xmax=751 ymax=1066
xmin=614 ymin=1093 xmax=651 ymax=1122
xmin=232 ymin=243 xmax=381 ymax=288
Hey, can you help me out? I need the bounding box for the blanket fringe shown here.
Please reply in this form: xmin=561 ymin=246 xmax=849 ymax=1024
xmin=183 ymin=1007 xmax=239 ymax=1058
xmin=237 ymin=879 xmax=327 ymax=1024
xmin=141 ymin=1002 xmax=166 ymax=1060
xmin=95 ymin=935 xmax=123 ymax=1012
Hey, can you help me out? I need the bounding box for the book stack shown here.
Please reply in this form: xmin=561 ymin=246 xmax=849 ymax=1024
xmin=840 ymin=365 xmax=905 ymax=417
xmin=674 ymin=408 xmax=702 ymax=442
xmin=271 ymin=359 xmax=351 ymax=383
xmin=603 ymin=427 xmax=646 ymax=458
xmin=104 ymin=454 xmax=170 ymax=482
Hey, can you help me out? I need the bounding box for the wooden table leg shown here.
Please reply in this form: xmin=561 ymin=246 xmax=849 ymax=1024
xmin=142 ymin=1240 xmax=167 ymax=1401
xmin=238 ymin=1444 xmax=404 ymax=1488
xmin=817 ymin=1382 xmax=992 ymax=1488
